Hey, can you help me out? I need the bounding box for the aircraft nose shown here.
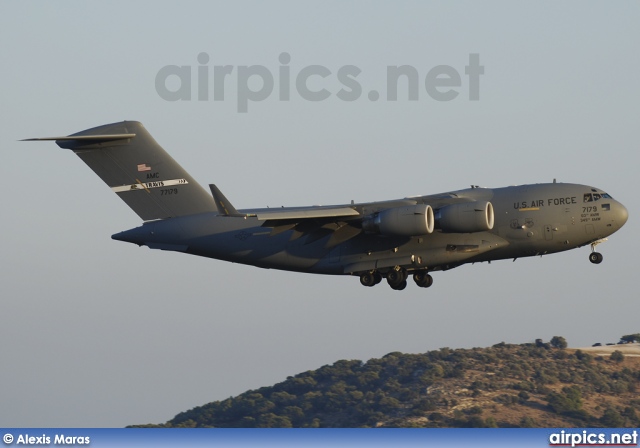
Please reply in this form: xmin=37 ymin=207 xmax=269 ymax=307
xmin=617 ymin=202 xmax=629 ymax=227
xmin=615 ymin=201 xmax=629 ymax=228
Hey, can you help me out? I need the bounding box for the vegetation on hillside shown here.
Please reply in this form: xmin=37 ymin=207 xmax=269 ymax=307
xmin=132 ymin=337 xmax=640 ymax=428
xmin=620 ymin=334 xmax=640 ymax=344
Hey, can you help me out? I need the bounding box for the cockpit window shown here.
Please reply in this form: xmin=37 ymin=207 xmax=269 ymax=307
xmin=584 ymin=192 xmax=612 ymax=202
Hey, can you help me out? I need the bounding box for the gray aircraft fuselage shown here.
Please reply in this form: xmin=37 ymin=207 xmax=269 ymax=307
xmin=25 ymin=121 xmax=628 ymax=290
xmin=113 ymin=182 xmax=627 ymax=279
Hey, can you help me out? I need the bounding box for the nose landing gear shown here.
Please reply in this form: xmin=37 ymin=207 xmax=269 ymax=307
xmin=589 ymin=252 xmax=603 ymax=264
xmin=589 ymin=238 xmax=607 ymax=264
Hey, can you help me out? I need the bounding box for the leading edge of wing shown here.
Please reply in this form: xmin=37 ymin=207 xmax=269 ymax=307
xmin=252 ymin=206 xmax=361 ymax=221
xmin=209 ymin=184 xmax=361 ymax=220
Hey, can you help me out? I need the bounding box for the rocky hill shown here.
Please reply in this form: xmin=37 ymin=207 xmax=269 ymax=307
xmin=132 ymin=340 xmax=640 ymax=428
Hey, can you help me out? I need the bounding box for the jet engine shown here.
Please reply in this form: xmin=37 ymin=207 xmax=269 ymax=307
xmin=362 ymin=204 xmax=434 ymax=236
xmin=435 ymin=201 xmax=494 ymax=233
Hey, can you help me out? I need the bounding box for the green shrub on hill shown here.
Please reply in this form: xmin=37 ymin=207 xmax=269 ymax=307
xmin=132 ymin=338 xmax=640 ymax=428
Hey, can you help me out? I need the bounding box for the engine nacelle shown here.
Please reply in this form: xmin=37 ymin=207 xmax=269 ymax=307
xmin=435 ymin=201 xmax=494 ymax=233
xmin=362 ymin=204 xmax=434 ymax=236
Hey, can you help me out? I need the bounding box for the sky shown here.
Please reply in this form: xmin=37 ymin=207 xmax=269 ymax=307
xmin=1 ymin=1 xmax=638 ymax=428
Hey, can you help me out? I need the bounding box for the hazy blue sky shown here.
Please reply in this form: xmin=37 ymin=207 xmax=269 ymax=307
xmin=1 ymin=1 xmax=638 ymax=427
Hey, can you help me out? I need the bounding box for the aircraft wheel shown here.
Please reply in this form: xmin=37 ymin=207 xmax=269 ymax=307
xmin=360 ymin=272 xmax=376 ymax=287
xmin=414 ymin=272 xmax=433 ymax=288
xmin=589 ymin=252 xmax=603 ymax=264
xmin=424 ymin=274 xmax=433 ymax=288
xmin=373 ymin=273 xmax=382 ymax=285
xmin=387 ymin=270 xmax=407 ymax=290
xmin=387 ymin=268 xmax=407 ymax=285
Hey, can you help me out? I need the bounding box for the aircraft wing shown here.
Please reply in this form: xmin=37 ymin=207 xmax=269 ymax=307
xmin=410 ymin=190 xmax=493 ymax=209
xmin=252 ymin=206 xmax=361 ymax=221
xmin=250 ymin=207 xmax=363 ymax=248
xmin=213 ymin=184 xmax=491 ymax=224
xmin=225 ymin=205 xmax=359 ymax=248
xmin=210 ymin=184 xmax=495 ymax=248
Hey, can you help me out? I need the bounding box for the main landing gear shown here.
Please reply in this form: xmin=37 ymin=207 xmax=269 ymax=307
xmin=387 ymin=269 xmax=407 ymax=290
xmin=359 ymin=268 xmax=433 ymax=290
xmin=359 ymin=271 xmax=382 ymax=287
xmin=413 ymin=270 xmax=434 ymax=288
xmin=588 ymin=239 xmax=607 ymax=265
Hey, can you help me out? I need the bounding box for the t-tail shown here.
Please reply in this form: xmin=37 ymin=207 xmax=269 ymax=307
xmin=24 ymin=121 xmax=217 ymax=220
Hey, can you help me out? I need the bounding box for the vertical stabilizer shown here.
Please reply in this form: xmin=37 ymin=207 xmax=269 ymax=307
xmin=27 ymin=121 xmax=217 ymax=220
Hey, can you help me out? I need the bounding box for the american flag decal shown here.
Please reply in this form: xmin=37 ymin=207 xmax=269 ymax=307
xmin=137 ymin=164 xmax=152 ymax=172
xmin=602 ymin=203 xmax=610 ymax=211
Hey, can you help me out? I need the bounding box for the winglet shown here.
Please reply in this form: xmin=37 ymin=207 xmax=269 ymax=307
xmin=209 ymin=184 xmax=244 ymax=217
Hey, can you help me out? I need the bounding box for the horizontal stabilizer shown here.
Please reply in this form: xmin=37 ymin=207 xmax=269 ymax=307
xmin=21 ymin=134 xmax=136 ymax=143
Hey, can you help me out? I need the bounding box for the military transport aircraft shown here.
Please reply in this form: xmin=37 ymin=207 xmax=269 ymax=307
xmin=24 ymin=121 xmax=628 ymax=290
